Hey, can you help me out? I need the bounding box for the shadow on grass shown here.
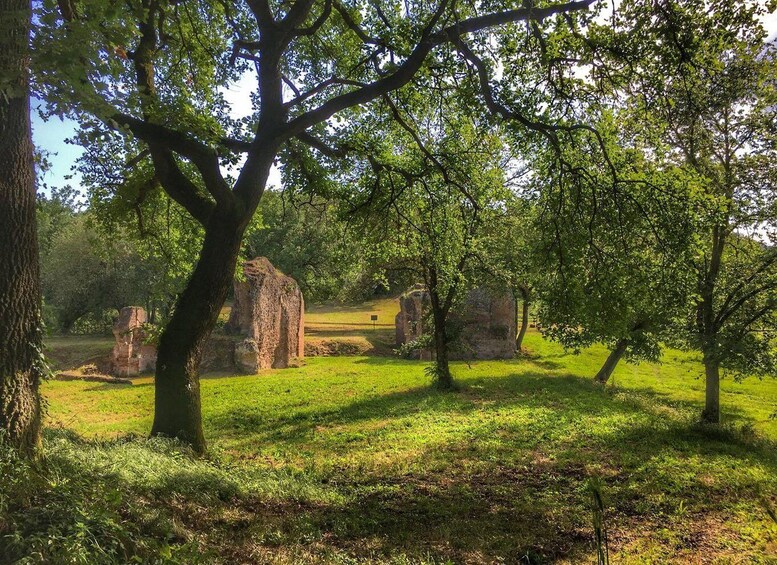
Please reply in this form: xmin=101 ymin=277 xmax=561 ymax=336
xmin=31 ymin=366 xmax=777 ymax=564
xmin=208 ymin=370 xmax=777 ymax=562
xmin=212 ymin=366 xmax=761 ymax=446
xmin=28 ymin=430 xmax=594 ymax=564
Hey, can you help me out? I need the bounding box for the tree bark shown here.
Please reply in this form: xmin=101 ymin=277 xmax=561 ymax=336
xmin=0 ymin=0 xmax=43 ymax=455
xmin=431 ymin=304 xmax=453 ymax=390
xmin=516 ymin=286 xmax=530 ymax=352
xmin=701 ymin=351 xmax=720 ymax=424
xmin=695 ymin=219 xmax=726 ymax=424
xmin=594 ymin=338 xmax=628 ymax=384
xmin=426 ymin=266 xmax=454 ymax=390
xmin=150 ymin=208 xmax=245 ymax=454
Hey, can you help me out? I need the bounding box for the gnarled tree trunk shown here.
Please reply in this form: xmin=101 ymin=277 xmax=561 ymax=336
xmin=150 ymin=209 xmax=245 ymax=454
xmin=0 ymin=0 xmax=43 ymax=455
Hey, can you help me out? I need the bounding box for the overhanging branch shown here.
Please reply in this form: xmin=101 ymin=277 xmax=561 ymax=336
xmin=284 ymin=0 xmax=594 ymax=138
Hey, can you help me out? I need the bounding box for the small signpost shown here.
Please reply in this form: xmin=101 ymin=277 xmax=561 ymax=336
xmin=371 ymin=314 xmax=378 ymax=329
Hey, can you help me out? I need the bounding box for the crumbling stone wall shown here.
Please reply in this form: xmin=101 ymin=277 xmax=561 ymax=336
xmin=112 ymin=306 xmax=156 ymax=376
xmin=395 ymin=286 xmax=516 ymax=360
xmin=200 ymin=335 xmax=241 ymax=374
xmin=458 ymin=287 xmax=516 ymax=359
xmin=395 ymin=285 xmax=432 ymax=360
xmin=226 ymin=257 xmax=305 ymax=371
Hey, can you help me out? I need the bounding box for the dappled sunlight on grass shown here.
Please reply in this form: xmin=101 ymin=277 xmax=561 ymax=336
xmin=37 ymin=329 xmax=777 ymax=562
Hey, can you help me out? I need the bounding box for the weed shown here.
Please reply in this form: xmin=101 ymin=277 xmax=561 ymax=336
xmin=586 ymin=477 xmax=610 ymax=565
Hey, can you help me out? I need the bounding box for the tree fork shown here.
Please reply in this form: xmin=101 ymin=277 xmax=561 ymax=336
xmin=150 ymin=208 xmax=246 ymax=454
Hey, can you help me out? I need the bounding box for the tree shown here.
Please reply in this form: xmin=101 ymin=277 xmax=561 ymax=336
xmin=614 ymin=0 xmax=777 ymax=421
xmin=34 ymin=0 xmax=598 ymax=451
xmin=532 ymin=115 xmax=698 ymax=384
xmin=39 ymin=213 xmax=160 ymax=332
xmin=0 ymin=0 xmax=43 ymax=454
xmin=245 ymin=190 xmax=365 ymax=303
xmin=347 ymin=104 xmax=511 ymax=389
xmin=36 ymin=185 xmax=79 ymax=257
xmin=82 ymin=161 xmax=206 ymax=324
xmin=483 ymin=196 xmax=539 ymax=352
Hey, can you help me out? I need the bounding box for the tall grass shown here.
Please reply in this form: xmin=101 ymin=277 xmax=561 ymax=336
xmin=586 ymin=477 xmax=610 ymax=565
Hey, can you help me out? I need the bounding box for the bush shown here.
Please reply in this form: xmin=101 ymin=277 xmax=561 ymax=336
xmin=69 ymin=309 xmax=119 ymax=335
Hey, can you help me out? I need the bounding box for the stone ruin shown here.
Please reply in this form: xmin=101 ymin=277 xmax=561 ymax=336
xmin=111 ymin=258 xmax=304 ymax=377
xmin=395 ymin=285 xmax=432 ymax=360
xmin=460 ymin=288 xmax=516 ymax=359
xmin=112 ymin=306 xmax=156 ymax=377
xmin=225 ymin=257 xmax=305 ymax=371
xmin=395 ymin=286 xmax=516 ymax=360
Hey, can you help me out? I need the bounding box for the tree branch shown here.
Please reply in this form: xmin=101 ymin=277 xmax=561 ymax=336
xmin=332 ymin=0 xmax=384 ymax=45
xmin=149 ymin=146 xmax=215 ymax=225
xmin=294 ymin=0 xmax=332 ymax=36
xmin=284 ymin=0 xmax=594 ymax=138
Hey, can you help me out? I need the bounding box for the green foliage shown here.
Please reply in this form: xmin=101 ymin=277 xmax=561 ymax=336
xmin=39 ymin=213 xmax=153 ymax=333
xmin=36 ymin=183 xmax=202 ymax=333
xmin=481 ymin=196 xmax=538 ymax=296
xmin=34 ymin=0 xmax=237 ymax=138
xmin=339 ymin=93 xmax=514 ymax=381
xmin=245 ymin=190 xmax=367 ymax=303
xmin=532 ymin=114 xmax=699 ymax=365
xmin=423 ymin=361 xmax=461 ymax=390
xmin=0 ymin=431 xmax=206 ymax=563
xmin=519 ymin=0 xmax=777 ymax=385
xmin=608 ymin=0 xmax=777 ymax=377
xmin=395 ymin=333 xmax=432 ymax=359
xmin=78 ymin=153 xmax=204 ymax=319
xmin=36 ymin=185 xmax=80 ymax=257
xmin=141 ymin=322 xmax=162 ymax=346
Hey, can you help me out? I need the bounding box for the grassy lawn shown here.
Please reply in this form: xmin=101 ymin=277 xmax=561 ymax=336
xmin=24 ymin=330 xmax=777 ymax=563
xmin=304 ymin=297 xmax=398 ymax=355
xmin=44 ymin=335 xmax=115 ymax=371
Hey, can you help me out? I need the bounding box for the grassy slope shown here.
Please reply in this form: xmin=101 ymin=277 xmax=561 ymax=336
xmin=38 ymin=330 xmax=777 ymax=563
xmin=45 ymin=335 xmax=115 ymax=371
xmin=304 ymin=297 xmax=398 ymax=355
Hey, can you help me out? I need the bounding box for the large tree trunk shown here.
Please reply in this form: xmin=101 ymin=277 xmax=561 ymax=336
xmin=516 ymin=286 xmax=530 ymax=352
xmin=0 ymin=0 xmax=43 ymax=455
xmin=594 ymin=338 xmax=628 ymax=384
xmin=701 ymin=351 xmax=720 ymax=424
xmin=150 ymin=210 xmax=245 ymax=454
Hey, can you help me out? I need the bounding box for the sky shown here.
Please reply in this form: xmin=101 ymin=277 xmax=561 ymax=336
xmin=32 ymin=71 xmax=260 ymax=196
xmin=32 ymin=5 xmax=777 ymax=198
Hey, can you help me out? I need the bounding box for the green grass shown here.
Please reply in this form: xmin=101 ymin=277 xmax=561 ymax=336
xmin=305 ymin=297 xmax=399 ymax=330
xmin=44 ymin=335 xmax=115 ymax=371
xmin=304 ymin=297 xmax=398 ymax=355
xmin=19 ymin=330 xmax=776 ymax=563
